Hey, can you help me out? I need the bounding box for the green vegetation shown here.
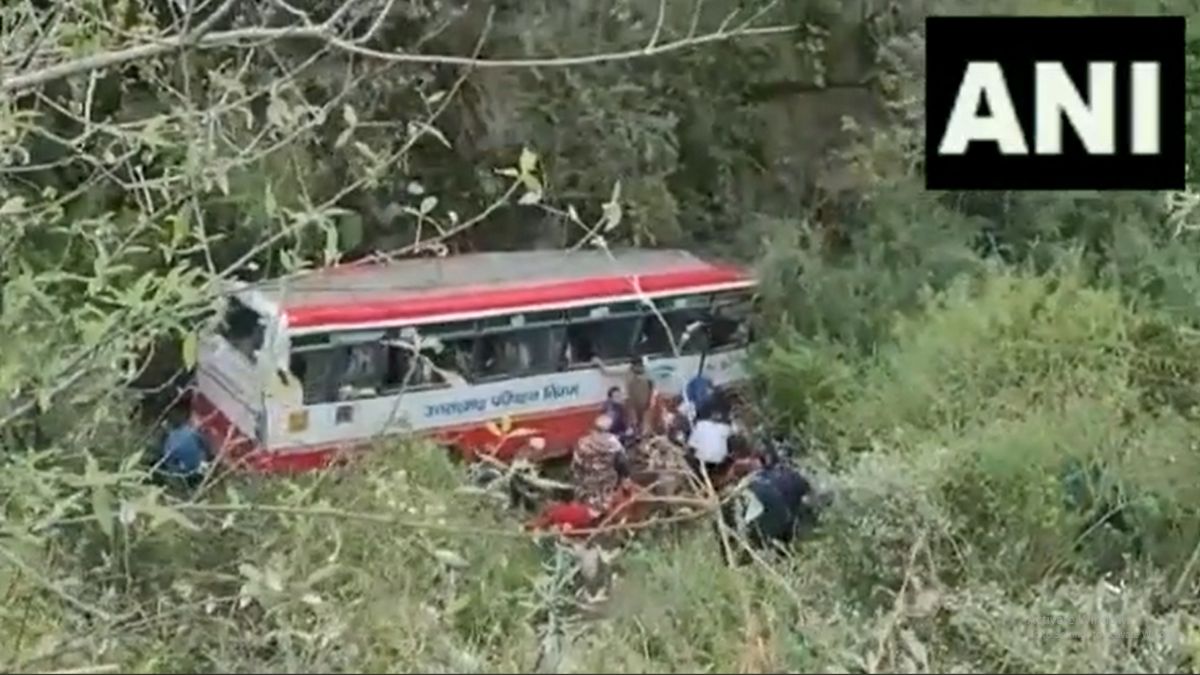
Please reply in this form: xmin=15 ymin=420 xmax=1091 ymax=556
xmin=7 ymin=0 xmax=1200 ymax=671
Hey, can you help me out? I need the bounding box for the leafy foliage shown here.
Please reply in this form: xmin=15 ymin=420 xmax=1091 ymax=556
xmin=8 ymin=0 xmax=1200 ymax=672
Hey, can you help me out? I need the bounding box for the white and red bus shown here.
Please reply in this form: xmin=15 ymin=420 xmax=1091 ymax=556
xmin=191 ymin=249 xmax=756 ymax=472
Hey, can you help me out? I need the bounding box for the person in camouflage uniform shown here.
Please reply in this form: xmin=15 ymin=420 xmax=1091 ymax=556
xmin=572 ymin=415 xmax=623 ymax=512
xmin=626 ymin=435 xmax=689 ymax=497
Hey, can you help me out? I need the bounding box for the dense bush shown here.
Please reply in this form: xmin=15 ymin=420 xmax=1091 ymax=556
xmin=8 ymin=0 xmax=1200 ymax=672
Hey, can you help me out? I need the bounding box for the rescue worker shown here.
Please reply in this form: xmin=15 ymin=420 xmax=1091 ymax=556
xmin=156 ymin=404 xmax=208 ymax=490
xmin=594 ymin=356 xmax=655 ymax=435
xmin=719 ymin=462 xmax=821 ymax=563
xmin=685 ymin=368 xmax=715 ymax=421
xmin=686 ymin=404 xmax=735 ymax=480
xmin=572 ymin=414 xmax=624 ymax=513
xmin=626 ymin=436 xmax=688 ymax=497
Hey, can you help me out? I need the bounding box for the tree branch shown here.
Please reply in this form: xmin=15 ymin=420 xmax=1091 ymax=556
xmin=2 ymin=17 xmax=798 ymax=95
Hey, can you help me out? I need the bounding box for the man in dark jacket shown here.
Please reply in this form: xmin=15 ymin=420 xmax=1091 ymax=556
xmin=719 ymin=462 xmax=822 ymax=563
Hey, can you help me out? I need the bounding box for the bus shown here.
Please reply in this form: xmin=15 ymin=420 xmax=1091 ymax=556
xmin=191 ymin=249 xmax=757 ymax=472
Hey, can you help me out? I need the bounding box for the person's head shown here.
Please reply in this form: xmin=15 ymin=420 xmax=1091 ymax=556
xmin=594 ymin=414 xmax=613 ymax=432
xmin=607 ymin=386 xmax=624 ymax=403
xmin=706 ymin=405 xmax=730 ymax=424
xmin=728 ymin=434 xmax=753 ymax=458
xmin=630 ymin=356 xmax=644 ymax=373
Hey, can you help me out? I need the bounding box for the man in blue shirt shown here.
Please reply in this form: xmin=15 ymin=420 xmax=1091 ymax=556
xmin=685 ymin=369 xmax=715 ymax=419
xmin=158 ymin=406 xmax=208 ymax=489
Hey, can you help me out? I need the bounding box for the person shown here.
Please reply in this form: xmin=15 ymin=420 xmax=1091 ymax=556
xmin=697 ymin=384 xmax=732 ymax=424
xmin=594 ymin=356 xmax=654 ymax=435
xmin=685 ymin=368 xmax=715 ymax=420
xmin=626 ymin=435 xmax=687 ymax=497
xmin=571 ymin=415 xmax=624 ymax=513
xmin=156 ymin=405 xmax=208 ymax=489
xmin=686 ymin=405 xmax=735 ymax=480
xmin=642 ymin=386 xmax=675 ymax=438
xmin=719 ymin=462 xmax=820 ymax=562
xmin=601 ymin=386 xmax=631 ymax=441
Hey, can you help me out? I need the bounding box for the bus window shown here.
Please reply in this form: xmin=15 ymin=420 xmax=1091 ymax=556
xmin=710 ymin=292 xmax=753 ymax=350
xmin=430 ymin=337 xmax=475 ymax=385
xmin=290 ymin=339 xmax=387 ymax=404
xmin=293 ymin=348 xmax=344 ymax=404
xmin=635 ymin=308 xmax=707 ymax=357
xmin=477 ymin=327 xmax=565 ymax=379
xmin=381 ymin=332 xmax=478 ymax=392
xmin=587 ymin=316 xmax=640 ymax=361
xmin=220 ymin=297 xmax=265 ymax=362
xmin=344 ymin=342 xmax=387 ymax=390
xmin=565 ymin=324 xmax=597 ymax=366
xmin=675 ymin=311 xmax=710 ymax=355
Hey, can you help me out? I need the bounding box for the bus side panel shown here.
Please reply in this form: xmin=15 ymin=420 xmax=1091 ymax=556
xmin=254 ymin=347 xmax=751 ymax=469
xmin=264 ymin=366 xmax=612 ymax=451
xmin=193 ymin=333 xmax=263 ymax=457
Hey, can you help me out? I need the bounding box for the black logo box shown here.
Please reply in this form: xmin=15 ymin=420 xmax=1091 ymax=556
xmin=924 ymin=16 xmax=1185 ymax=191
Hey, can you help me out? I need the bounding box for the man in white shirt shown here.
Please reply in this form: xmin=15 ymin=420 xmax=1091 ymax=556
xmin=687 ymin=415 xmax=734 ymax=467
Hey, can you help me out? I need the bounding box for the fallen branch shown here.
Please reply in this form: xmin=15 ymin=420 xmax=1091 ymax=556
xmin=865 ymin=535 xmax=926 ymax=674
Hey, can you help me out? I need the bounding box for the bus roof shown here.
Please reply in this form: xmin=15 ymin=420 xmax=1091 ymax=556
xmin=244 ymin=249 xmax=754 ymax=331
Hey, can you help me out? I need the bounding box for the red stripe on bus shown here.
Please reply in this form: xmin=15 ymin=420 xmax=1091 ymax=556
xmin=283 ymin=266 xmax=750 ymax=328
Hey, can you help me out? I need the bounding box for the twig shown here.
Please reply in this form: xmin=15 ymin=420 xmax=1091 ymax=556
xmin=865 ymin=535 xmax=925 ymax=674
xmin=646 ymin=0 xmax=668 ymax=52
xmin=0 ymin=544 xmax=114 ymax=621
xmin=1170 ymin=534 xmax=1200 ymax=604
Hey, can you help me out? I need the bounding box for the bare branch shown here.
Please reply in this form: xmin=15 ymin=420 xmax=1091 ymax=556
xmin=353 ymin=0 xmax=397 ymax=45
xmin=646 ymin=0 xmax=668 ymax=52
xmin=2 ymin=13 xmax=797 ymax=95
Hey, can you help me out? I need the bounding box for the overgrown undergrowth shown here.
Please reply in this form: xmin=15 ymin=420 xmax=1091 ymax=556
xmin=8 ymin=265 xmax=1200 ymax=672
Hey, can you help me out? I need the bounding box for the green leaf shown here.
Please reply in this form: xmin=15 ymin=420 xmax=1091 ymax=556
xmin=419 ymin=195 xmax=438 ymax=215
xmin=264 ymin=184 xmax=278 ymax=216
xmin=519 ymin=147 xmax=538 ymax=176
xmin=519 ymin=174 xmax=543 ymax=194
xmin=342 ymin=104 xmax=358 ymax=126
xmin=432 ymin=548 xmax=469 ymax=569
xmin=181 ymin=332 xmax=198 ymax=369
xmin=93 ymin=485 xmax=114 ymax=539
xmin=338 ymin=214 xmax=364 ymax=251
xmin=267 ymin=96 xmax=288 ymax=128
xmin=323 ymin=224 xmax=339 ymax=264
xmin=0 ymin=196 xmax=26 ymax=215
xmin=602 ymin=181 xmax=623 ymax=231
xmin=304 ymin=564 xmax=342 ymax=588
xmin=140 ymin=499 xmax=200 ymax=532
xmin=170 ymin=211 xmax=189 ymax=247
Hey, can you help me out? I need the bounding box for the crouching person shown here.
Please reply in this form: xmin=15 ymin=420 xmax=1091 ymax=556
xmin=718 ymin=462 xmax=822 ymax=564
xmin=154 ymin=405 xmax=209 ymax=491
